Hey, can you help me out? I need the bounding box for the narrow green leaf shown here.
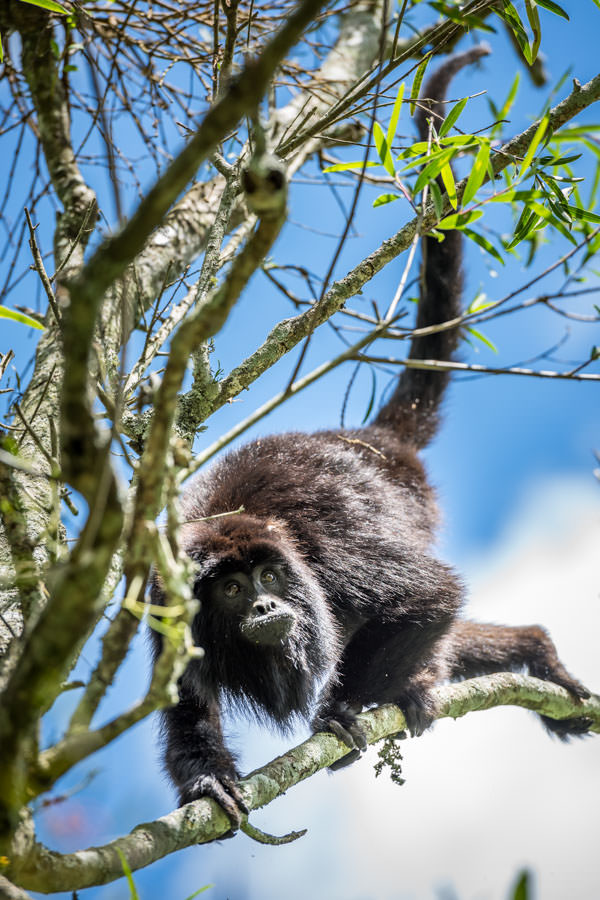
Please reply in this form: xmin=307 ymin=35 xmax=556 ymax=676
xmin=462 ymin=228 xmax=505 ymax=265
xmin=409 ymin=54 xmax=431 ymax=116
xmin=462 ymin=140 xmax=491 ymax=206
xmin=322 ymin=160 xmax=379 ymax=173
xmin=492 ymin=73 xmax=520 ymax=137
xmin=412 ymin=147 xmax=457 ymax=191
xmin=373 ymin=193 xmax=400 ymax=207
xmin=566 ymin=205 xmax=600 ymax=223
xmin=0 ymin=31 xmax=3 ymax=64
xmin=436 ymin=210 xmax=483 ymax=230
xmin=373 ymin=121 xmax=395 ymax=176
xmin=440 ymin=163 xmax=457 ymax=210
xmin=0 ymin=305 xmax=45 ymax=330
xmin=429 ymin=179 xmax=444 ymax=220
xmin=184 ymin=886 xmax=214 ymax=900
xmin=467 ymin=326 xmax=498 ymax=353
xmin=116 ymin=849 xmax=140 ymax=900
xmin=19 ymin=0 xmax=68 ymax=13
xmin=438 ymin=97 xmax=468 ymax=138
xmin=494 ymin=2 xmax=532 ymax=62
xmin=524 ymin=0 xmax=541 ymax=63
xmin=512 ymin=870 xmax=531 ymax=900
xmin=387 ymin=82 xmax=405 ymax=147
xmin=535 ymin=0 xmax=569 ymax=19
xmin=467 ymin=292 xmax=495 ymax=313
xmin=361 ymin=368 xmax=377 ymax=424
xmin=520 ymin=114 xmax=549 ymax=174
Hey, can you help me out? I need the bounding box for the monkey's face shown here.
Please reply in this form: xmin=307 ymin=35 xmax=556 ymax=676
xmin=208 ymin=561 xmax=296 ymax=647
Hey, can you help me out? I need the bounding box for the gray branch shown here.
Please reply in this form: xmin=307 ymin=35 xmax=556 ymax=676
xmin=7 ymin=674 xmax=599 ymax=894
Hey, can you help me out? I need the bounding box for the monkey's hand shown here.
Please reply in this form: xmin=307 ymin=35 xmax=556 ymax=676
xmin=395 ymin=681 xmax=438 ymax=737
xmin=179 ymin=772 xmax=249 ymax=830
xmin=312 ymin=699 xmax=368 ymax=766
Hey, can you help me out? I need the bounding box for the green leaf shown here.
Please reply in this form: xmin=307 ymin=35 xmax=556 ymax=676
xmin=116 ymin=849 xmax=140 ymax=900
xmin=436 ymin=210 xmax=483 ymax=230
xmin=440 ymin=162 xmax=457 ymax=210
xmin=387 ymin=82 xmax=405 ymax=148
xmin=429 ymin=179 xmax=444 ymax=220
xmin=0 ymin=305 xmax=45 ymax=330
xmin=0 ymin=31 xmax=3 ymax=64
xmin=467 ymin=292 xmax=495 ymax=313
xmin=361 ymin=368 xmax=378 ymax=424
xmin=521 ymin=114 xmax=549 ymax=174
xmin=373 ymin=121 xmax=395 ymax=176
xmin=19 ymin=0 xmax=68 ymax=13
xmin=322 ymin=160 xmax=379 ymax=173
xmin=373 ymin=193 xmax=400 ymax=207
xmin=535 ymin=0 xmax=569 ymax=19
xmin=512 ymin=870 xmax=531 ymax=900
xmin=462 ymin=228 xmax=505 ymax=265
xmin=566 ymin=205 xmax=600 ymax=223
xmin=409 ymin=54 xmax=431 ymax=116
xmin=467 ymin=326 xmax=498 ymax=353
xmin=438 ymin=97 xmax=468 ymax=138
xmin=184 ymin=887 xmax=214 ymax=900
xmin=494 ymin=2 xmax=532 ymax=64
xmin=462 ymin=140 xmax=491 ymax=206
xmin=412 ymin=147 xmax=457 ymax=191
xmin=492 ymin=73 xmax=520 ymax=137
xmin=524 ymin=0 xmax=542 ymax=63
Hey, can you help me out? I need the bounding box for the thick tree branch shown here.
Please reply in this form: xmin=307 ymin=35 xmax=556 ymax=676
xmin=7 ymin=674 xmax=599 ymax=893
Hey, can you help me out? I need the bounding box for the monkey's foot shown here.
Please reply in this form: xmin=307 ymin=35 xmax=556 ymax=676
xmin=179 ymin=773 xmax=249 ymax=829
xmin=396 ymin=688 xmax=437 ymax=737
xmin=541 ymin=714 xmax=594 ymax=741
xmin=312 ymin=700 xmax=368 ymax=752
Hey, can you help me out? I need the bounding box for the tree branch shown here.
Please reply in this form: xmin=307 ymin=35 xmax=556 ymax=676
xmin=7 ymin=674 xmax=599 ymax=893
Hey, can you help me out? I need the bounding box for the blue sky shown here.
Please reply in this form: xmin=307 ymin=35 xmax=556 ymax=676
xmin=1 ymin=1 xmax=599 ymax=898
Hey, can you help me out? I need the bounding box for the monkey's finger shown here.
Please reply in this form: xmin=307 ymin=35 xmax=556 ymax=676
xmin=184 ymin=774 xmax=248 ymax=829
xmin=329 ymin=748 xmax=362 ymax=771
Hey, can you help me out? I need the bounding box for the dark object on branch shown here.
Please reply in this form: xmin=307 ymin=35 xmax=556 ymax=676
xmin=151 ymin=51 xmax=592 ymax=827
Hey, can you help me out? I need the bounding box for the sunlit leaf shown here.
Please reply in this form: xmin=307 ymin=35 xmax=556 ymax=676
xmin=438 ymin=97 xmax=468 ymax=138
xmin=436 ymin=210 xmax=483 ymax=230
xmin=409 ymin=54 xmax=431 ymax=116
xmin=373 ymin=193 xmax=400 ymax=207
xmin=361 ymin=368 xmax=377 ymax=424
xmin=373 ymin=121 xmax=395 ymax=176
xmin=322 ymin=160 xmax=379 ymax=173
xmin=387 ymin=82 xmax=405 ymax=147
xmin=116 ymin=849 xmax=140 ymax=900
xmin=440 ymin=162 xmax=457 ymax=209
xmin=462 ymin=228 xmax=505 ymax=265
xmin=467 ymin=326 xmax=498 ymax=353
xmin=183 ymin=886 xmax=214 ymax=900
xmin=462 ymin=140 xmax=491 ymax=206
xmin=520 ymin=114 xmax=549 ymax=174
xmin=535 ymin=0 xmax=569 ymax=19
xmin=19 ymin=0 xmax=68 ymax=13
xmin=566 ymin=205 xmax=600 ymax=223
xmin=524 ymin=0 xmax=541 ymax=63
xmin=0 ymin=305 xmax=45 ymax=330
xmin=429 ymin=179 xmax=444 ymax=219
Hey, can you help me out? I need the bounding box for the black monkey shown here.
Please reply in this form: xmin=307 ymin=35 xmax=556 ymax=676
xmin=151 ymin=49 xmax=592 ymax=825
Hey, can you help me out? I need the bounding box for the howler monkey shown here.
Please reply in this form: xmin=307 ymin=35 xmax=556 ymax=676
xmin=151 ymin=49 xmax=592 ymax=825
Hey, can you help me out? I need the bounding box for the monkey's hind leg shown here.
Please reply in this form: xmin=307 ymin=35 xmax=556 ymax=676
xmin=446 ymin=621 xmax=593 ymax=739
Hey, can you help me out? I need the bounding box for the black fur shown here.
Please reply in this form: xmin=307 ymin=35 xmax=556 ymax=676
xmin=151 ymin=51 xmax=592 ymax=824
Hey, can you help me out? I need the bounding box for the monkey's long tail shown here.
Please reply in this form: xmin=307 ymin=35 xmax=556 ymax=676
xmin=373 ymin=46 xmax=490 ymax=448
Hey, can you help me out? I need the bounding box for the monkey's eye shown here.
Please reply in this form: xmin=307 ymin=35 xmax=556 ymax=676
xmin=261 ymin=569 xmax=277 ymax=586
xmin=224 ymin=581 xmax=242 ymax=598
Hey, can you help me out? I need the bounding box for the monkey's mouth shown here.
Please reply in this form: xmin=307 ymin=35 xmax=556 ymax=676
xmin=240 ymin=611 xmax=295 ymax=646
